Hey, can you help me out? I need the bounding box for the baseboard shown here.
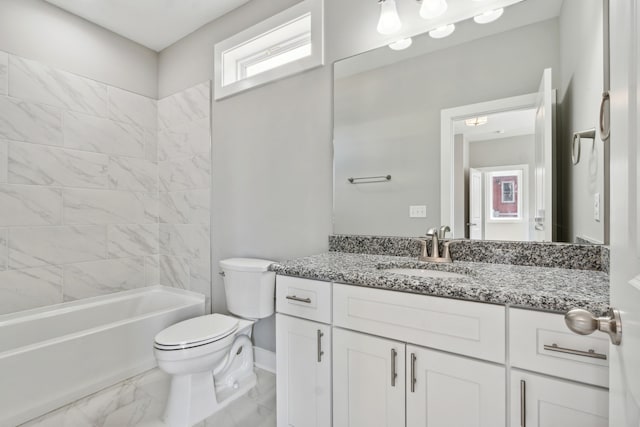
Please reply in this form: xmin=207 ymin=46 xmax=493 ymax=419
xmin=253 ymin=347 xmax=276 ymax=374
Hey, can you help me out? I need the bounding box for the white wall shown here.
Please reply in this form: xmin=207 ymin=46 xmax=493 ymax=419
xmin=557 ymin=0 xmax=605 ymax=244
xmin=0 ymin=0 xmax=158 ymax=98
xmin=333 ymin=20 xmax=560 ymax=237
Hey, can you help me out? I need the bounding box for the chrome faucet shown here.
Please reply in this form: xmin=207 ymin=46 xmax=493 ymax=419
xmin=417 ymin=227 xmax=452 ymax=263
xmin=438 ymin=225 xmax=451 ymax=239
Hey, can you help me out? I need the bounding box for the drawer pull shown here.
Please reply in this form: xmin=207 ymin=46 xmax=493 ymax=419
xmin=520 ymin=379 xmax=526 ymax=427
xmin=543 ymin=343 xmax=607 ymax=360
xmin=317 ymin=330 xmax=324 ymax=362
xmin=286 ymin=295 xmax=311 ymax=304
xmin=410 ymin=353 xmax=417 ymax=393
xmin=391 ymin=348 xmax=397 ymax=387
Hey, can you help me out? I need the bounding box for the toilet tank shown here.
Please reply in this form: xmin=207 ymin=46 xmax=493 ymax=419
xmin=219 ymin=258 xmax=276 ymax=319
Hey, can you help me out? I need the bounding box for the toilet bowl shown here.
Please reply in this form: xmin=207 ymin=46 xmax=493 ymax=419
xmin=153 ymin=258 xmax=275 ymax=427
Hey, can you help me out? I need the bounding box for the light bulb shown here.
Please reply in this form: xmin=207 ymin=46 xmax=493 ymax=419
xmin=428 ymin=23 xmax=455 ymax=39
xmin=377 ymin=0 xmax=402 ymax=35
xmin=473 ymin=8 xmax=504 ymax=24
xmin=420 ymin=0 xmax=448 ymax=20
xmin=389 ymin=38 xmax=413 ymax=50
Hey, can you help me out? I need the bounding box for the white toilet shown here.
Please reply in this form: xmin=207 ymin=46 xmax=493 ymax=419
xmin=153 ymin=258 xmax=275 ymax=427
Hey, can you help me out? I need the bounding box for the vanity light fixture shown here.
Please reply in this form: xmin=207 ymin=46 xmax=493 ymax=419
xmin=465 ymin=116 xmax=488 ymax=126
xmin=428 ymin=23 xmax=455 ymax=39
xmin=389 ymin=37 xmax=413 ymax=50
xmin=473 ymin=8 xmax=504 ymax=24
xmin=419 ymin=0 xmax=448 ymax=20
xmin=377 ymin=0 xmax=402 ymax=35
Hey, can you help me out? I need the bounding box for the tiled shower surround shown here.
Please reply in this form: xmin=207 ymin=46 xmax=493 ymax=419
xmin=0 ymin=51 xmax=212 ymax=314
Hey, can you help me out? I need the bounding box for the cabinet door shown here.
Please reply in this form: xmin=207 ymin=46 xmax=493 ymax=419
xmin=510 ymin=370 xmax=608 ymax=427
xmin=333 ymin=328 xmax=405 ymax=427
xmin=276 ymin=314 xmax=331 ymax=427
xmin=406 ymin=345 xmax=505 ymax=427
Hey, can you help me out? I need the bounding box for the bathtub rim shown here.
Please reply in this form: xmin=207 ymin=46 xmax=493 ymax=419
xmin=0 ymin=285 xmax=206 ymax=358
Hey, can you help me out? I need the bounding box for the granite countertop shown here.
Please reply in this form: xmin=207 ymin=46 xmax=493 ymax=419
xmin=269 ymin=252 xmax=610 ymax=316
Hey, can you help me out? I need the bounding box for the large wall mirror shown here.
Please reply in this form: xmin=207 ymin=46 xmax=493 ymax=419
xmin=333 ymin=0 xmax=608 ymax=244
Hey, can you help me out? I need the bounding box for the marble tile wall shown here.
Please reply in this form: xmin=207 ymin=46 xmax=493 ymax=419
xmin=157 ymin=82 xmax=212 ymax=312
xmin=0 ymin=51 xmax=160 ymax=315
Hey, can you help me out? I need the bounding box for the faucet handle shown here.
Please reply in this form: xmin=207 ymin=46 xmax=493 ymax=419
xmin=426 ymin=227 xmax=438 ymax=236
xmin=438 ymin=225 xmax=451 ymax=239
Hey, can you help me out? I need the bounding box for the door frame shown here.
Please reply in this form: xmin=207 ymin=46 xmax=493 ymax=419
xmin=441 ymin=93 xmax=538 ymax=238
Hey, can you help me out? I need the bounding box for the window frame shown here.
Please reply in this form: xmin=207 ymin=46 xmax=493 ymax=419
xmin=214 ymin=0 xmax=324 ymax=100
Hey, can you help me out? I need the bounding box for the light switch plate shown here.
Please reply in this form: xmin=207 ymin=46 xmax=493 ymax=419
xmin=410 ymin=205 xmax=427 ymax=218
xmin=594 ymin=193 xmax=600 ymax=222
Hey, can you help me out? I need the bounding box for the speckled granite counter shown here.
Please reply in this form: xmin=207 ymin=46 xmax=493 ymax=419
xmin=269 ymin=252 xmax=610 ymax=316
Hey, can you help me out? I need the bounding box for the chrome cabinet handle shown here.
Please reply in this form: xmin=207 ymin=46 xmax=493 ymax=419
xmin=565 ymin=308 xmax=622 ymax=345
xmin=543 ymin=343 xmax=607 ymax=360
xmin=317 ymin=330 xmax=324 ymax=362
xmin=391 ymin=348 xmax=397 ymax=387
xmin=286 ymin=295 xmax=311 ymax=304
xmin=599 ymin=91 xmax=610 ymax=141
xmin=466 ymin=223 xmax=477 ymax=226
xmin=410 ymin=353 xmax=417 ymax=393
xmin=520 ymin=379 xmax=526 ymax=427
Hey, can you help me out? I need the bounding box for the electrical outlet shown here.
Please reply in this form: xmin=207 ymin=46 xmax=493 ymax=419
xmin=409 ymin=205 xmax=427 ymax=218
xmin=594 ymin=193 xmax=600 ymax=222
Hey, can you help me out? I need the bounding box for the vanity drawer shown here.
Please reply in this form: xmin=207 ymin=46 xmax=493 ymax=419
xmin=333 ymin=283 xmax=506 ymax=363
xmin=276 ymin=276 xmax=332 ymax=324
xmin=509 ymin=308 xmax=609 ymax=388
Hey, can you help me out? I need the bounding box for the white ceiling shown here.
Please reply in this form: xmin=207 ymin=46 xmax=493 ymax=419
xmin=44 ymin=0 xmax=251 ymax=51
xmin=454 ymin=108 xmax=537 ymax=142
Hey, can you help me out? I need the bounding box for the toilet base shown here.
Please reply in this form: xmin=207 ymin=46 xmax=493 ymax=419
xmin=162 ymin=334 xmax=257 ymax=427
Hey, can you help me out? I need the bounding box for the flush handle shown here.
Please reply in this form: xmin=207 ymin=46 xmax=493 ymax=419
xmin=565 ymin=308 xmax=622 ymax=345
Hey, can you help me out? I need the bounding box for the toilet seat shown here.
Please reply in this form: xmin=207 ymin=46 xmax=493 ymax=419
xmin=154 ymin=314 xmax=239 ymax=351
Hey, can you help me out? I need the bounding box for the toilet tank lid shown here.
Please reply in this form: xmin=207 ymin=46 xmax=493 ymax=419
xmin=219 ymin=258 xmax=275 ymax=272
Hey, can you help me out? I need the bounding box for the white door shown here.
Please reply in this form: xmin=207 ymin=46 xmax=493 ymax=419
xmin=533 ymin=68 xmax=554 ymax=241
xmin=406 ymin=345 xmax=505 ymax=427
xmin=276 ymin=314 xmax=331 ymax=427
xmin=332 ymin=328 xmax=405 ymax=427
xmin=469 ymin=168 xmax=483 ymax=239
xmin=510 ymin=370 xmax=608 ymax=426
xmin=609 ymin=0 xmax=640 ymax=424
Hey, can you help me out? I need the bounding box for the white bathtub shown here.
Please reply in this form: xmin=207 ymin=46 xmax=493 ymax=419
xmin=0 ymin=286 xmax=205 ymax=427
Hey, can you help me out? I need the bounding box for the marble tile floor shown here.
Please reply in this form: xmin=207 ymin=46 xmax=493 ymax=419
xmin=20 ymin=368 xmax=276 ymax=427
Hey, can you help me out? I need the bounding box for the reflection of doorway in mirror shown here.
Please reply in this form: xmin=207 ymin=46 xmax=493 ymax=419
xmin=468 ymin=166 xmax=530 ymax=242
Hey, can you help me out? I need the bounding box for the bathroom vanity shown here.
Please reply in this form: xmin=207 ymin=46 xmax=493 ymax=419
xmin=272 ymin=244 xmax=610 ymax=427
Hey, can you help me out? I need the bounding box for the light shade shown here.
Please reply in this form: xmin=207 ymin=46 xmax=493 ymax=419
xmin=377 ymin=0 xmax=402 ymax=35
xmin=419 ymin=0 xmax=448 ymax=20
xmin=465 ymin=116 xmax=489 ymax=127
xmin=474 ymin=8 xmax=504 ymax=24
xmin=428 ymin=23 xmax=455 ymax=39
xmin=389 ymin=38 xmax=413 ymax=50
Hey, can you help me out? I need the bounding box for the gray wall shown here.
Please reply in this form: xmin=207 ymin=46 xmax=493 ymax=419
xmin=333 ymin=20 xmax=560 ymax=237
xmin=557 ymin=0 xmax=605 ymax=244
xmin=0 ymin=0 xmax=158 ymax=98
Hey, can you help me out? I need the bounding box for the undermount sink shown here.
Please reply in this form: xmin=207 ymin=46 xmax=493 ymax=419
xmin=384 ymin=268 xmax=469 ymax=279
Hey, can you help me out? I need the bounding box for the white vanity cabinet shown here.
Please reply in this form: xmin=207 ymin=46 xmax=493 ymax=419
xmin=406 ymin=345 xmax=505 ymax=427
xmin=275 ymin=275 xmax=610 ymax=427
xmin=332 ymin=328 xmax=405 ymax=427
xmin=276 ymin=276 xmax=332 ymax=427
xmin=508 ymin=308 xmax=610 ymax=426
xmin=332 ymin=283 xmax=506 ymax=427
xmin=509 ymin=371 xmax=609 ymax=427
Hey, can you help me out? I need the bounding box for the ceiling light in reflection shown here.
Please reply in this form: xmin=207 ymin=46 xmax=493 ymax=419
xmin=474 ymin=8 xmax=504 ymax=24
xmin=388 ymin=38 xmax=413 ymax=50
xmin=428 ymin=24 xmax=455 ymax=39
